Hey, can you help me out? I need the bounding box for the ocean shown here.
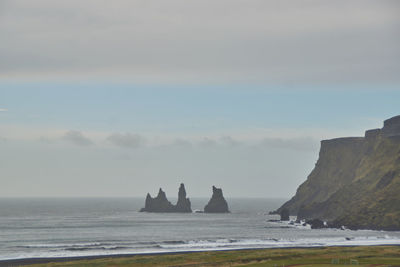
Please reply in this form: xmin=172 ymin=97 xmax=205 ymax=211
xmin=1 ymin=197 xmax=400 ymax=260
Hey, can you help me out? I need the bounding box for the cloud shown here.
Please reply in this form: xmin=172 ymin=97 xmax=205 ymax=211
xmin=219 ymin=136 xmax=240 ymax=147
xmin=191 ymin=135 xmax=318 ymax=151
xmin=259 ymin=137 xmax=319 ymax=152
xmin=106 ymin=133 xmax=145 ymax=149
xmin=0 ymin=108 xmax=8 ymax=112
xmin=0 ymin=0 xmax=399 ymax=84
xmin=195 ymin=136 xmax=241 ymax=148
xmin=198 ymin=137 xmax=218 ymax=148
xmin=171 ymin=138 xmax=193 ymax=149
xmin=62 ymin=130 xmax=93 ymax=146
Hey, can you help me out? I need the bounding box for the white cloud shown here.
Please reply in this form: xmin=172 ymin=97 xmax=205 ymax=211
xmin=259 ymin=137 xmax=319 ymax=152
xmin=62 ymin=130 xmax=93 ymax=146
xmin=106 ymin=133 xmax=145 ymax=148
xmin=0 ymin=126 xmax=343 ymax=197
xmin=0 ymin=108 xmax=8 ymax=112
xmin=0 ymin=123 xmax=359 ymax=147
xmin=0 ymin=129 xmax=321 ymax=197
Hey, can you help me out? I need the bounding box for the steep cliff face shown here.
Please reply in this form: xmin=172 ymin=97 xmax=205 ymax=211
xmin=278 ymin=137 xmax=366 ymax=215
xmin=276 ymin=116 xmax=400 ymax=230
xmin=328 ymin=136 xmax=400 ymax=230
xmin=140 ymin=183 xmax=192 ymax=212
xmin=382 ymin=115 xmax=400 ymax=137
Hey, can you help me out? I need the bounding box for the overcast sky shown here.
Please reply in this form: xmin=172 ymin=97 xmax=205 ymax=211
xmin=0 ymin=1 xmax=399 ymax=198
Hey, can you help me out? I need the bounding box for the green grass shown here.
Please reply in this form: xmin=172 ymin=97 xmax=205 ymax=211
xmin=28 ymin=246 xmax=400 ymax=267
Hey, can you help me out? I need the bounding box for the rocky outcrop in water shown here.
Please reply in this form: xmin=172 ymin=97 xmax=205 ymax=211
xmin=273 ymin=115 xmax=400 ymax=230
xmin=280 ymin=208 xmax=290 ymax=221
xmin=140 ymin=188 xmax=175 ymax=212
xmin=306 ymin=219 xmax=326 ymax=229
xmin=140 ymin=183 xmax=192 ymax=212
xmin=204 ymin=186 xmax=230 ymax=213
xmin=175 ymin=183 xmax=192 ymax=212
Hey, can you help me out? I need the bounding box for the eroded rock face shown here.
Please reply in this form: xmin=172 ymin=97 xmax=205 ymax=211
xmin=140 ymin=183 xmax=192 ymax=213
xmin=204 ymin=186 xmax=230 ymax=213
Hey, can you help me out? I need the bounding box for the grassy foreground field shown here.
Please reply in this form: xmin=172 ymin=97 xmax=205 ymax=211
xmin=24 ymin=246 xmax=400 ymax=267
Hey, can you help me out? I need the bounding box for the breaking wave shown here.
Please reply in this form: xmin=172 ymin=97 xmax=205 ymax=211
xmin=4 ymin=235 xmax=400 ymax=261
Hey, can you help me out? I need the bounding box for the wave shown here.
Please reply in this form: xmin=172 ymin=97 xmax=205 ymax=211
xmin=153 ymin=235 xmax=400 ymax=251
xmin=15 ymin=242 xmax=109 ymax=249
xmin=3 ymin=235 xmax=400 ymax=261
xmin=161 ymin=240 xmax=186 ymax=245
xmin=13 ymin=241 xmax=158 ymax=252
xmin=64 ymin=246 xmax=129 ymax=251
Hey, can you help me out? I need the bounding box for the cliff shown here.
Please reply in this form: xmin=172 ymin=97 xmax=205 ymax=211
xmin=140 ymin=183 xmax=192 ymax=212
xmin=382 ymin=115 xmax=400 ymax=137
xmin=275 ymin=115 xmax=400 ymax=230
xmin=204 ymin=186 xmax=230 ymax=213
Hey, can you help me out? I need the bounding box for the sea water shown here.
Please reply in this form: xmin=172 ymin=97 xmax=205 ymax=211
xmin=0 ymin=197 xmax=400 ymax=260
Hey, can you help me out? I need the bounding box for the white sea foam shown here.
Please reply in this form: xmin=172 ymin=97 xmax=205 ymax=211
xmin=158 ymin=235 xmax=400 ymax=251
xmin=2 ymin=235 xmax=400 ymax=261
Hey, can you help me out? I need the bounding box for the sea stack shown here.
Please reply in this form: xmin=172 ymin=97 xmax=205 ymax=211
xmin=140 ymin=188 xmax=175 ymax=212
xmin=175 ymin=183 xmax=192 ymax=212
xmin=140 ymin=183 xmax=192 ymax=212
xmin=204 ymin=186 xmax=230 ymax=213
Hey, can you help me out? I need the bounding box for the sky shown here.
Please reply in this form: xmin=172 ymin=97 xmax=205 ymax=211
xmin=0 ymin=0 xmax=399 ymax=198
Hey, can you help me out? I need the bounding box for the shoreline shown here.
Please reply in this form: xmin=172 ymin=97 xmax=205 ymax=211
xmin=2 ymin=244 xmax=400 ymax=267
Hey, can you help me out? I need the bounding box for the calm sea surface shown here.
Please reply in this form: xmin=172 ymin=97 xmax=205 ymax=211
xmin=1 ymin=197 xmax=400 ymax=260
